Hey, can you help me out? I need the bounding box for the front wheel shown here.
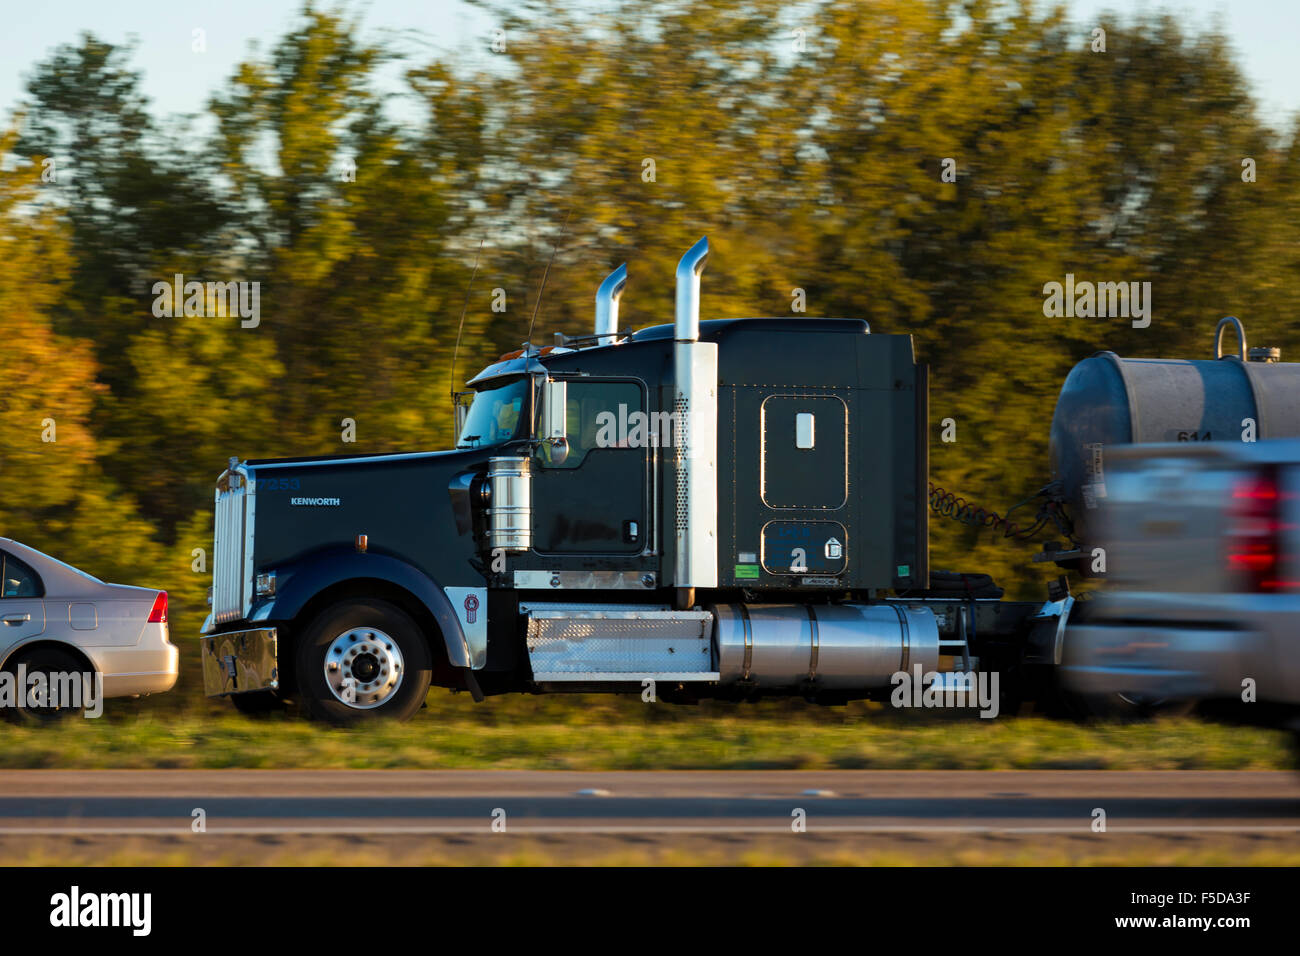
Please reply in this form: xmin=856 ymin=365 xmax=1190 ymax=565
xmin=294 ymin=599 xmax=432 ymax=724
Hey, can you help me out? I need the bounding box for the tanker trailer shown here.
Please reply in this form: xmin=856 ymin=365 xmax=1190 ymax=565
xmin=1049 ymin=316 xmax=1300 ymax=562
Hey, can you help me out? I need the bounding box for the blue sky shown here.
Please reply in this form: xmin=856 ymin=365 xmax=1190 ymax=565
xmin=2 ymin=1 xmax=1297 ymax=129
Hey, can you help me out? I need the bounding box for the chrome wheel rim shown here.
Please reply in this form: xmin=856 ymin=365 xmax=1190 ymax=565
xmin=323 ymin=627 xmax=404 ymax=709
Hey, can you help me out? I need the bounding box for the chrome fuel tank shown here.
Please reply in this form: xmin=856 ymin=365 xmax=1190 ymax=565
xmin=711 ymin=603 xmax=940 ymax=690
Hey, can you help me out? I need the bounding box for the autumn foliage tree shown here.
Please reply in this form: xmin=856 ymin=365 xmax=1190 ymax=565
xmin=2 ymin=0 xmax=1298 ymax=690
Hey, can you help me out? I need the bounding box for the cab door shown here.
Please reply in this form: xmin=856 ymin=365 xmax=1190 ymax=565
xmin=0 ymin=550 xmax=47 ymax=649
xmin=532 ymin=378 xmax=649 ymax=554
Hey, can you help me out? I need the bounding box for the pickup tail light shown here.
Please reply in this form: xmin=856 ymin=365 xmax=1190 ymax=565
xmin=1227 ymin=470 xmax=1297 ymax=591
xmin=148 ymin=591 xmax=169 ymax=624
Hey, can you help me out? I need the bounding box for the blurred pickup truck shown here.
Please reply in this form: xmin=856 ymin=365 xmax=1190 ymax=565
xmin=1061 ymin=439 xmax=1300 ymax=746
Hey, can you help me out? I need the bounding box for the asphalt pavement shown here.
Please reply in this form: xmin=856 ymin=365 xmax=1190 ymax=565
xmin=0 ymin=769 xmax=1296 ymax=834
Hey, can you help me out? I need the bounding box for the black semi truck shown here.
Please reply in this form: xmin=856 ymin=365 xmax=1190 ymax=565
xmin=199 ymin=236 xmax=1074 ymax=722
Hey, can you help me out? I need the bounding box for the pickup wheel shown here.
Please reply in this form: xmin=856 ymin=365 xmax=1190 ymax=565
xmin=294 ymin=599 xmax=432 ymax=724
xmin=1057 ymin=689 xmax=1197 ymax=721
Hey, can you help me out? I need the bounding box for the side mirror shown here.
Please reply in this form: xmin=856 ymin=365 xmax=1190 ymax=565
xmin=453 ymin=391 xmax=472 ymax=441
xmin=540 ymin=378 xmax=569 ymax=465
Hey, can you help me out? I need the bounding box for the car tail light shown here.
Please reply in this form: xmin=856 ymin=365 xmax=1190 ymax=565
xmin=1227 ymin=469 xmax=1297 ymax=591
xmin=148 ymin=591 xmax=168 ymax=624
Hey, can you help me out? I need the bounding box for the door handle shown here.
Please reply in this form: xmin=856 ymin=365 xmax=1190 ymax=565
xmin=2 ymin=613 xmax=31 ymax=625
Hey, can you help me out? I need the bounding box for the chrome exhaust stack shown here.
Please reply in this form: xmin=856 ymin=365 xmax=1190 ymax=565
xmin=674 ymin=237 xmax=709 ymax=342
xmin=672 ymin=237 xmax=718 ymax=599
xmin=594 ymin=263 xmax=628 ymax=345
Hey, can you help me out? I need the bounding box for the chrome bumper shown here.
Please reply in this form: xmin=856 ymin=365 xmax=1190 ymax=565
xmin=1061 ymin=623 xmax=1264 ymax=700
xmin=200 ymin=627 xmax=279 ymax=697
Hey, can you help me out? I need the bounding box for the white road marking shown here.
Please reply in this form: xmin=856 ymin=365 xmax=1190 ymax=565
xmin=0 ymin=824 xmax=1297 ymax=836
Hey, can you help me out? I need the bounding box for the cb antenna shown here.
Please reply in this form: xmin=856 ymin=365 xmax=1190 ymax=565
xmin=449 ymin=238 xmax=484 ymax=402
xmin=526 ymin=207 xmax=573 ymax=345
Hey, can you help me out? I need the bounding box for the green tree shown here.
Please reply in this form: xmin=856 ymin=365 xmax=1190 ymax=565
xmin=0 ymin=127 xmax=166 ymax=586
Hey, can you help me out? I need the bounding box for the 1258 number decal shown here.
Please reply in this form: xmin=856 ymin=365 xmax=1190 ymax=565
xmin=259 ymin=477 xmax=301 ymax=490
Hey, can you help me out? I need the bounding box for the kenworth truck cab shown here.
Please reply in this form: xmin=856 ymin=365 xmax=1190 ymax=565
xmin=201 ymin=237 xmax=1068 ymax=722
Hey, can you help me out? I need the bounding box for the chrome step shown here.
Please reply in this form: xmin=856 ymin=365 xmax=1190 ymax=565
xmin=522 ymin=603 xmax=718 ymax=682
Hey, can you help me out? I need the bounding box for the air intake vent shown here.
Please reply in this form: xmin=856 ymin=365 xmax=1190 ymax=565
xmin=673 ymin=394 xmax=690 ymax=537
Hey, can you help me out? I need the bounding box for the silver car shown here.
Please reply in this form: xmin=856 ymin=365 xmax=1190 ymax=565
xmin=0 ymin=537 xmax=178 ymax=719
xmin=1061 ymin=440 xmax=1300 ymax=735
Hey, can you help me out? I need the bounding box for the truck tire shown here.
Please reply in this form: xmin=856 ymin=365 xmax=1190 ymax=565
xmin=2 ymin=646 xmax=88 ymax=724
xmin=294 ymin=599 xmax=432 ymax=724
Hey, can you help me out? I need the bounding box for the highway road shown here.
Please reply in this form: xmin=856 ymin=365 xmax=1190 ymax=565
xmin=1 ymin=770 xmax=1297 ymax=864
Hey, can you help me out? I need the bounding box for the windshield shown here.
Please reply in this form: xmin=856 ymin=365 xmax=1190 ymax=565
xmin=457 ymin=378 xmax=529 ymax=448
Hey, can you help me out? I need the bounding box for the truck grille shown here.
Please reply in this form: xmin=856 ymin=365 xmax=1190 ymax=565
xmin=212 ymin=463 xmax=255 ymax=625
